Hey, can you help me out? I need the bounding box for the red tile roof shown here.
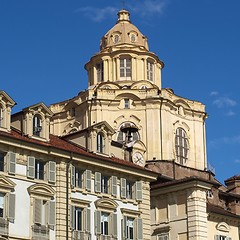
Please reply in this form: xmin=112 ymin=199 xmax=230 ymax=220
xmin=0 ymin=128 xmax=157 ymax=175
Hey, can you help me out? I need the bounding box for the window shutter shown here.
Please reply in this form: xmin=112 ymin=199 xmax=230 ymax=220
xmin=135 ymin=181 xmax=143 ymax=201
xmin=95 ymin=210 xmax=101 ymax=235
xmin=71 ymin=165 xmax=75 ymax=188
xmin=85 ymin=170 xmax=92 ymax=191
xmin=34 ymin=199 xmax=42 ymax=224
xmin=95 ymin=172 xmax=101 ymax=193
xmin=27 ymin=156 xmax=35 ymax=178
xmin=111 ymin=213 xmax=118 ymax=237
xmin=136 ymin=218 xmax=143 ymax=240
xmin=120 ymin=178 xmax=126 ymax=198
xmin=48 ymin=201 xmax=55 ymax=226
xmin=48 ymin=161 xmax=56 ymax=183
xmin=8 ymin=152 xmax=16 ymax=174
xmin=122 ymin=216 xmax=127 ymax=239
xmin=7 ymin=193 xmax=15 ymax=221
xmin=85 ymin=208 xmax=91 ymax=232
xmin=70 ymin=205 xmax=75 ymax=229
xmin=112 ymin=176 xmax=117 ymax=197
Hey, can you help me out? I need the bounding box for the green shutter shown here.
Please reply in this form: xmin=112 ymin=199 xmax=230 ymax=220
xmin=48 ymin=161 xmax=56 ymax=183
xmin=112 ymin=213 xmax=118 ymax=237
xmin=135 ymin=181 xmax=142 ymax=201
xmin=95 ymin=210 xmax=101 ymax=235
xmin=85 ymin=208 xmax=91 ymax=232
xmin=112 ymin=176 xmax=117 ymax=197
xmin=71 ymin=165 xmax=75 ymax=188
xmin=27 ymin=156 xmax=35 ymax=178
xmin=48 ymin=201 xmax=55 ymax=226
xmin=34 ymin=199 xmax=42 ymax=224
xmin=7 ymin=193 xmax=15 ymax=221
xmin=95 ymin=172 xmax=101 ymax=193
xmin=71 ymin=205 xmax=75 ymax=229
xmin=120 ymin=178 xmax=126 ymax=198
xmin=8 ymin=152 xmax=16 ymax=174
xmin=136 ymin=218 xmax=143 ymax=240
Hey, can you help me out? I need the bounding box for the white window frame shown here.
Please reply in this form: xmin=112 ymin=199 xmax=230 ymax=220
xmin=101 ymin=212 xmax=109 ymax=235
xmin=126 ymin=180 xmax=133 ymax=199
xmin=175 ymin=128 xmax=189 ymax=165
xmin=126 ymin=217 xmax=134 ymax=240
xmin=120 ymin=58 xmax=131 ymax=80
xmin=158 ymin=233 xmax=169 ymax=240
xmin=101 ymin=175 xmax=109 ymax=194
xmin=74 ymin=207 xmax=83 ymax=231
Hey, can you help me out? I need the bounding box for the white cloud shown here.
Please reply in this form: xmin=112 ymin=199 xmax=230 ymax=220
xmin=226 ymin=110 xmax=236 ymax=116
xmin=210 ymin=91 xmax=218 ymax=96
xmin=209 ymin=135 xmax=240 ymax=148
xmin=128 ymin=0 xmax=167 ymax=16
xmin=212 ymin=97 xmax=237 ymax=108
xmin=75 ymin=6 xmax=117 ymax=22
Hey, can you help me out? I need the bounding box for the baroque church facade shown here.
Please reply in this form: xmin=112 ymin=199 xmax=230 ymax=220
xmin=0 ymin=9 xmax=239 ymax=240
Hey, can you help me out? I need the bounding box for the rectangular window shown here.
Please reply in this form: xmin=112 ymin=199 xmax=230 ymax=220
xmin=0 ymin=193 xmax=4 ymax=218
xmin=124 ymin=99 xmax=130 ymax=109
xmin=126 ymin=181 xmax=133 ymax=199
xmin=120 ymin=58 xmax=131 ymax=79
xmin=0 ymin=108 xmax=2 ymax=127
xmin=74 ymin=207 xmax=83 ymax=231
xmin=101 ymin=175 xmax=109 ymax=194
xmin=126 ymin=217 xmax=134 ymax=240
xmin=35 ymin=160 xmax=44 ymax=180
xmin=101 ymin=212 xmax=109 ymax=235
xmin=0 ymin=153 xmax=5 ymax=172
xmin=96 ymin=62 xmax=104 ymax=82
xmin=158 ymin=233 xmax=169 ymax=240
xmin=147 ymin=61 xmax=154 ymax=81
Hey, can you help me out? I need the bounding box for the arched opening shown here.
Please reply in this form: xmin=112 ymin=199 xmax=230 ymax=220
xmin=33 ymin=115 xmax=42 ymax=137
xmin=175 ymin=128 xmax=189 ymax=165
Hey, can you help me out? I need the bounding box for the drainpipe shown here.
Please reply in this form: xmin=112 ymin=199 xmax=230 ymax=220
xmin=66 ymin=152 xmax=73 ymax=240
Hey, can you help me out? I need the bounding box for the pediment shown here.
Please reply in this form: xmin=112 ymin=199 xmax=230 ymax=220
xmin=28 ymin=183 xmax=55 ymax=199
xmin=0 ymin=175 xmax=16 ymax=193
xmin=131 ymin=80 xmax=157 ymax=90
xmin=23 ymin=102 xmax=53 ymax=117
xmin=90 ymin=121 xmax=115 ymax=135
xmin=95 ymin=198 xmax=118 ymax=211
xmin=0 ymin=90 xmax=16 ymax=107
xmin=216 ymin=222 xmax=230 ymax=232
xmin=174 ymin=99 xmax=191 ymax=109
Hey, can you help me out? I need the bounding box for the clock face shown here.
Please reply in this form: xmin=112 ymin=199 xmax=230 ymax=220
xmin=133 ymin=152 xmax=144 ymax=166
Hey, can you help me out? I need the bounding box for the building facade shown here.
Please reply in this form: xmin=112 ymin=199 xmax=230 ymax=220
xmin=0 ymin=8 xmax=239 ymax=240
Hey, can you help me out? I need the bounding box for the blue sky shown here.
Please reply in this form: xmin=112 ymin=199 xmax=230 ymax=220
xmin=1 ymin=0 xmax=240 ymax=183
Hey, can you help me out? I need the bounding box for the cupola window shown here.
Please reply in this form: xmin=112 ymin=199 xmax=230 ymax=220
xmin=175 ymin=128 xmax=189 ymax=165
xmin=147 ymin=60 xmax=154 ymax=81
xmin=124 ymin=99 xmax=130 ymax=109
xmin=120 ymin=58 xmax=131 ymax=80
xmin=130 ymin=33 xmax=136 ymax=43
xmin=113 ymin=34 xmax=120 ymax=43
xmin=96 ymin=62 xmax=104 ymax=82
xmin=33 ymin=115 xmax=42 ymax=137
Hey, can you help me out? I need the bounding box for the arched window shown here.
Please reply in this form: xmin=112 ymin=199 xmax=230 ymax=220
xmin=117 ymin=123 xmax=140 ymax=143
xmin=147 ymin=60 xmax=154 ymax=81
xmin=120 ymin=58 xmax=131 ymax=79
xmin=175 ymin=128 xmax=189 ymax=165
xmin=96 ymin=62 xmax=104 ymax=82
xmin=0 ymin=107 xmax=2 ymax=127
xmin=97 ymin=133 xmax=104 ymax=153
xmin=33 ymin=115 xmax=42 ymax=137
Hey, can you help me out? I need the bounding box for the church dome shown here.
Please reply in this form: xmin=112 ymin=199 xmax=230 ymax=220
xmin=100 ymin=9 xmax=149 ymax=52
